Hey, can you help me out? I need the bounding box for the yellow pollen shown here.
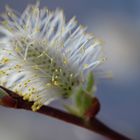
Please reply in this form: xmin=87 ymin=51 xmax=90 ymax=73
xmin=32 ymin=101 xmax=42 ymax=112
xmin=32 ymin=87 xmax=36 ymax=91
xmin=1 ymin=57 xmax=10 ymax=64
xmin=53 ymin=81 xmax=59 ymax=86
xmin=23 ymin=94 xmax=31 ymax=100
xmin=14 ymin=64 xmax=22 ymax=69
xmin=63 ymin=58 xmax=68 ymax=64
xmin=0 ymin=70 xmax=6 ymax=75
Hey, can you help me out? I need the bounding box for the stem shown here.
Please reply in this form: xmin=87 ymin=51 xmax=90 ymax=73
xmin=0 ymin=86 xmax=131 ymax=140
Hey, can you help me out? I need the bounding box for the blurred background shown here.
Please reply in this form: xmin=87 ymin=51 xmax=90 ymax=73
xmin=0 ymin=0 xmax=140 ymax=140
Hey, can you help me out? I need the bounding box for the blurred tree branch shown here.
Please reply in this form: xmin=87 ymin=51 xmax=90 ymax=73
xmin=0 ymin=86 xmax=131 ymax=140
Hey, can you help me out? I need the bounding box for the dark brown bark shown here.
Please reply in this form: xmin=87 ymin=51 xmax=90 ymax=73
xmin=0 ymin=86 xmax=131 ymax=140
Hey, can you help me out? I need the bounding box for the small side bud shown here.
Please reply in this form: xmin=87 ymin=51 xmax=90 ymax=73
xmin=84 ymin=97 xmax=100 ymax=120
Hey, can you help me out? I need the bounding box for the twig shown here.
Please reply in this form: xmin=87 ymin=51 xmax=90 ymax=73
xmin=0 ymin=86 xmax=131 ymax=140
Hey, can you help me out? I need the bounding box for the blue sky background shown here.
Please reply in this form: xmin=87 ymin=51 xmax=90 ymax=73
xmin=0 ymin=0 xmax=140 ymax=140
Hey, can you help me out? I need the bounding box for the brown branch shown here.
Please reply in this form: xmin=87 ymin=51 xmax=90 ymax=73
xmin=0 ymin=86 xmax=131 ymax=140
